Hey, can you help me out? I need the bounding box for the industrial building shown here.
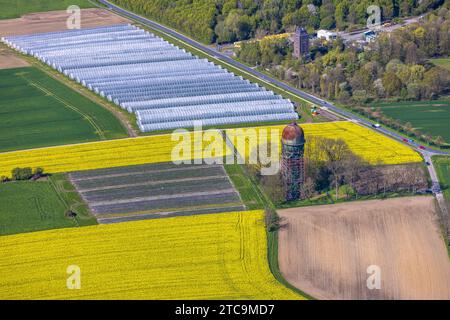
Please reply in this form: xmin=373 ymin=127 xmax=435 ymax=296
xmin=317 ymin=29 xmax=337 ymax=41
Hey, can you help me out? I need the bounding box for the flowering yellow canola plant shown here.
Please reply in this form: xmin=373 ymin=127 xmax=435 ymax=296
xmin=0 ymin=211 xmax=302 ymax=300
xmin=0 ymin=131 xmax=230 ymax=178
xmin=226 ymin=121 xmax=422 ymax=165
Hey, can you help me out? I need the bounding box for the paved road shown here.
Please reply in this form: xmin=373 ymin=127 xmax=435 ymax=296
xmin=99 ymin=0 xmax=449 ymax=156
xmin=98 ymin=0 xmax=449 ymax=207
xmin=338 ymin=16 xmax=421 ymax=42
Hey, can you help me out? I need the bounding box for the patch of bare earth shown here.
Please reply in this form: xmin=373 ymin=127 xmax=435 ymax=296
xmin=278 ymin=196 xmax=450 ymax=300
xmin=0 ymin=8 xmax=130 ymax=37
xmin=0 ymin=49 xmax=28 ymax=69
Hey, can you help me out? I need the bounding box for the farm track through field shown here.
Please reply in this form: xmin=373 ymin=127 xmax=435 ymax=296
xmin=24 ymin=78 xmax=106 ymax=140
xmin=48 ymin=176 xmax=83 ymax=227
xmin=32 ymin=63 xmax=138 ymax=137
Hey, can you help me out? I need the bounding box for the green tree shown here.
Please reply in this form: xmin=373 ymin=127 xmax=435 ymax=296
xmin=11 ymin=167 xmax=33 ymax=181
xmin=382 ymin=72 xmax=404 ymax=96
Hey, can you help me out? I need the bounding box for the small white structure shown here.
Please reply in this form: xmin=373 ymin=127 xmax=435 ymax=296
xmin=317 ymin=29 xmax=337 ymax=41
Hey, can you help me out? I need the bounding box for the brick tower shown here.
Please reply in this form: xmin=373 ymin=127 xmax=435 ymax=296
xmin=281 ymin=122 xmax=305 ymax=201
xmin=293 ymin=27 xmax=309 ymax=59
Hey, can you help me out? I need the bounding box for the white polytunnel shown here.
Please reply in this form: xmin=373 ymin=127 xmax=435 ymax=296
xmin=2 ymin=24 xmax=298 ymax=132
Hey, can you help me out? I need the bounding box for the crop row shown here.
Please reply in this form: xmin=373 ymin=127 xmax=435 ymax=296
xmin=226 ymin=121 xmax=422 ymax=165
xmin=0 ymin=132 xmax=230 ymax=178
xmin=92 ymin=190 xmax=241 ymax=215
xmin=82 ymin=177 xmax=232 ymax=203
xmin=69 ymin=162 xmax=242 ymax=219
xmin=0 ymin=210 xmax=302 ymax=299
xmin=70 ymin=165 xmax=225 ymax=190
xmin=0 ymin=122 xmax=419 ymax=178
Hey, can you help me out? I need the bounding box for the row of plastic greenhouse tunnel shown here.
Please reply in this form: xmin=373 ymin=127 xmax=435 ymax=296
xmin=1 ymin=24 xmax=298 ymax=132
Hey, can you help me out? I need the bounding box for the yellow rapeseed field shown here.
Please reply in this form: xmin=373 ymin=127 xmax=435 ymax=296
xmin=0 ymin=211 xmax=302 ymax=300
xmin=0 ymin=131 xmax=230 ymax=178
xmin=226 ymin=121 xmax=422 ymax=165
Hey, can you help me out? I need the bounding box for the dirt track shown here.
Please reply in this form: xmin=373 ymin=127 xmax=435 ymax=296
xmin=278 ymin=197 xmax=450 ymax=300
xmin=0 ymin=8 xmax=129 ymax=37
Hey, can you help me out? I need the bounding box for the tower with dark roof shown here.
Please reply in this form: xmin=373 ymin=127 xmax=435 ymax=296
xmin=281 ymin=122 xmax=305 ymax=201
xmin=293 ymin=27 xmax=309 ymax=59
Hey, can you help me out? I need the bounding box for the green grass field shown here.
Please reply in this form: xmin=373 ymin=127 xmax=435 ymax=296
xmin=0 ymin=67 xmax=127 ymax=152
xmin=432 ymin=156 xmax=450 ymax=257
xmin=431 ymin=58 xmax=450 ymax=71
xmin=0 ymin=0 xmax=94 ymax=19
xmin=224 ymin=164 xmax=266 ymax=210
xmin=0 ymin=174 xmax=97 ymax=236
xmin=372 ymin=99 xmax=450 ymax=143
xmin=434 ymin=156 xmax=450 ymax=205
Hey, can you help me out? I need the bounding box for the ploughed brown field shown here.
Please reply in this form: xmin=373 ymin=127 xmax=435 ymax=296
xmin=0 ymin=8 xmax=129 ymax=37
xmin=0 ymin=49 xmax=28 ymax=69
xmin=278 ymin=197 xmax=450 ymax=300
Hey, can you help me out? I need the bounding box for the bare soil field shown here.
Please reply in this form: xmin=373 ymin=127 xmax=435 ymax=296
xmin=0 ymin=8 xmax=129 ymax=37
xmin=0 ymin=49 xmax=28 ymax=69
xmin=278 ymin=197 xmax=450 ymax=300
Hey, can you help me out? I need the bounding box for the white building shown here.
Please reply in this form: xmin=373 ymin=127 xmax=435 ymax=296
xmin=317 ymin=29 xmax=337 ymax=41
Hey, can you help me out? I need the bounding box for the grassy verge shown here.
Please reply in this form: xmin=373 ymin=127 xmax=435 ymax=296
xmin=431 ymin=156 xmax=450 ymax=257
xmin=277 ymin=190 xmax=429 ymax=209
xmin=433 ymin=156 xmax=450 ymax=205
xmin=224 ymin=164 xmax=265 ymax=210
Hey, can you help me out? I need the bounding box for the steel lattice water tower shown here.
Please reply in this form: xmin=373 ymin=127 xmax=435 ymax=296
xmin=281 ymin=122 xmax=305 ymax=201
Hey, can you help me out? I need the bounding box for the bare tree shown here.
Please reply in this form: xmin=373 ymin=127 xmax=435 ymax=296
xmin=300 ymin=177 xmax=316 ymax=200
xmin=321 ymin=139 xmax=351 ymax=200
xmin=343 ymin=153 xmax=367 ymax=199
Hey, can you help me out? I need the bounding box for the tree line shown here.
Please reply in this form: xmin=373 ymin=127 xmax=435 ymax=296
xmin=1 ymin=167 xmax=44 ymax=183
xmin=111 ymin=0 xmax=445 ymax=44
xmin=237 ymin=8 xmax=450 ymax=143
xmin=237 ymin=8 xmax=449 ymax=100
xmin=248 ymin=137 xmax=428 ymax=204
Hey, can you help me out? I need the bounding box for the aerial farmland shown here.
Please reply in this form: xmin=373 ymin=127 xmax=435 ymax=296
xmin=0 ymin=0 xmax=449 ymax=306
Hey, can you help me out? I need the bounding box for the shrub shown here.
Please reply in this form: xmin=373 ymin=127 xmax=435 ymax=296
xmin=34 ymin=167 xmax=44 ymax=175
xmin=11 ymin=167 xmax=33 ymax=181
